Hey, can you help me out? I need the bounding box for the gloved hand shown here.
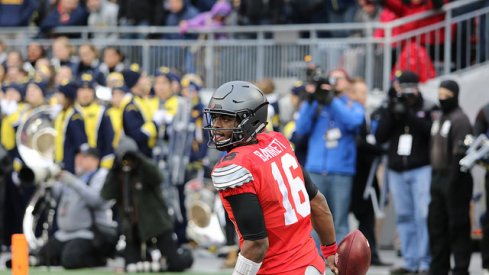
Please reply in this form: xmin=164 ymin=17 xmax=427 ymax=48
xmin=153 ymin=110 xmax=173 ymax=126
xmin=49 ymin=104 xmax=63 ymax=120
xmin=1 ymin=100 xmax=18 ymax=116
xmin=58 ymin=171 xmax=80 ymax=187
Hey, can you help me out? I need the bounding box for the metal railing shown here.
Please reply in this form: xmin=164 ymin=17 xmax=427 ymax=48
xmin=0 ymin=0 xmax=487 ymax=90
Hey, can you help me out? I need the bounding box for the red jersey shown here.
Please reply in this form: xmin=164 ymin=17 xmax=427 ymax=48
xmin=211 ymin=132 xmax=325 ymax=275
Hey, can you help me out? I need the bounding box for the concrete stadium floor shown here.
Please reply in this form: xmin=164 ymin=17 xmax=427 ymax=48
xmin=1 ymin=248 xmax=484 ymax=274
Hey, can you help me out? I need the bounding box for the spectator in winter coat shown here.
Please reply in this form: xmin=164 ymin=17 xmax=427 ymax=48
xmin=353 ymin=0 xmax=382 ymax=37
xmin=40 ymin=0 xmax=89 ymax=37
xmin=87 ymin=0 xmax=119 ymax=40
xmin=163 ymin=0 xmax=200 ymax=72
xmin=179 ymin=0 xmax=232 ymax=39
xmin=165 ymin=0 xmax=199 ymax=40
xmin=0 ymin=0 xmax=38 ymax=27
xmin=379 ymin=0 xmax=447 ymax=47
xmin=324 ymin=0 xmax=358 ymax=37
xmin=118 ymin=0 xmax=164 ymax=27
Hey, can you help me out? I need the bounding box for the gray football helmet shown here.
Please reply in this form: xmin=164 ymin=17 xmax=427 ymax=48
xmin=203 ymin=81 xmax=269 ymax=150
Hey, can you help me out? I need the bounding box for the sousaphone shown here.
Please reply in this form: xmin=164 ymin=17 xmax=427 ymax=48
xmin=17 ymin=106 xmax=60 ymax=251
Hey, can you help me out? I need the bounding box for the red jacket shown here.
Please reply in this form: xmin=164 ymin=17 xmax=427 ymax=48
xmin=374 ymin=8 xmax=403 ymax=47
xmin=383 ymin=0 xmax=449 ymax=45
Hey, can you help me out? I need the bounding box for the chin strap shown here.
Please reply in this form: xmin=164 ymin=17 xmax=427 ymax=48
xmin=232 ymin=253 xmax=262 ymax=275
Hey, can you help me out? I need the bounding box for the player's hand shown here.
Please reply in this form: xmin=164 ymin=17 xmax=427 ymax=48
xmin=326 ymin=254 xmax=339 ymax=275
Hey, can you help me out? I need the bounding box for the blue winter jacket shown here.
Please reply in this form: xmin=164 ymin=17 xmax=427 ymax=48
xmin=0 ymin=0 xmax=38 ymax=26
xmin=295 ymin=95 xmax=364 ymax=175
xmin=164 ymin=1 xmax=199 ymax=39
xmin=40 ymin=5 xmax=88 ymax=32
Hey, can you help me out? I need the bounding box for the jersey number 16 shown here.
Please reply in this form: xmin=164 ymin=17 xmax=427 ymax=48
xmin=271 ymin=153 xmax=311 ymax=226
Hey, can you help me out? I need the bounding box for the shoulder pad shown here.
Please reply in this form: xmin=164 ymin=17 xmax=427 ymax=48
xmin=212 ymin=164 xmax=253 ymax=191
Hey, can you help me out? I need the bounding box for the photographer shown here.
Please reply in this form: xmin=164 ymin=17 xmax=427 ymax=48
xmin=375 ymin=71 xmax=435 ymax=275
xmin=101 ymin=137 xmax=193 ymax=272
xmin=295 ymin=68 xmax=364 ymax=244
xmin=37 ymin=144 xmax=116 ymax=269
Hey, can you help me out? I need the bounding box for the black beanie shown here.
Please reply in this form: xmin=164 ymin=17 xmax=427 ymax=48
xmin=439 ymin=79 xmax=459 ymax=98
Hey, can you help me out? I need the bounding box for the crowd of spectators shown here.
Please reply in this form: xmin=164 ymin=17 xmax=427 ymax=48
xmin=0 ymin=0 xmax=486 ymax=83
xmin=2 ymin=0 xmax=486 ymax=83
xmin=0 ymin=0 xmax=453 ymax=37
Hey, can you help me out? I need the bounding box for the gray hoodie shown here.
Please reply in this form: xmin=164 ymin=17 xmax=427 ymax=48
xmin=54 ymin=168 xmax=115 ymax=242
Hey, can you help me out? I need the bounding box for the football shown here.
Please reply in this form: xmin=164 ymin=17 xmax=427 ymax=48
xmin=336 ymin=230 xmax=371 ymax=275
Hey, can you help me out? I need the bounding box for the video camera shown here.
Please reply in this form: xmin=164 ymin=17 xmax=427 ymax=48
xmin=305 ymin=65 xmax=334 ymax=105
xmin=388 ymin=83 xmax=419 ymax=115
xmin=459 ymin=134 xmax=489 ymax=172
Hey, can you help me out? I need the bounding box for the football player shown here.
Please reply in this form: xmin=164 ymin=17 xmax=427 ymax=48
xmin=204 ymin=81 xmax=339 ymax=275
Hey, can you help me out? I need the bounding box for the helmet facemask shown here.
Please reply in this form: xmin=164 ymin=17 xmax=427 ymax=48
xmin=203 ymin=102 xmax=268 ymax=151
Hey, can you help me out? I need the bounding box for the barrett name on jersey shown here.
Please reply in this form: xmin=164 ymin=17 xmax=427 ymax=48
xmin=211 ymin=131 xmax=325 ymax=275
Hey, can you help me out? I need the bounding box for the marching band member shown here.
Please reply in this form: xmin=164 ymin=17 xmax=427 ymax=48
xmin=76 ymin=73 xmax=115 ymax=169
xmin=55 ymin=80 xmax=87 ymax=173
xmin=121 ymin=64 xmax=157 ymax=157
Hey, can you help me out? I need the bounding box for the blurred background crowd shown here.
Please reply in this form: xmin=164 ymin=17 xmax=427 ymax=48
xmin=0 ymin=0 xmax=447 ymax=34
xmin=0 ymin=0 xmax=487 ymax=87
xmin=0 ymin=0 xmax=488 ymax=274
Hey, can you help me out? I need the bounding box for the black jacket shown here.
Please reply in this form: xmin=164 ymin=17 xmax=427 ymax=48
xmin=118 ymin=0 xmax=164 ymax=25
xmin=431 ymin=106 xmax=473 ymax=171
xmin=375 ymin=94 xmax=435 ymax=172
